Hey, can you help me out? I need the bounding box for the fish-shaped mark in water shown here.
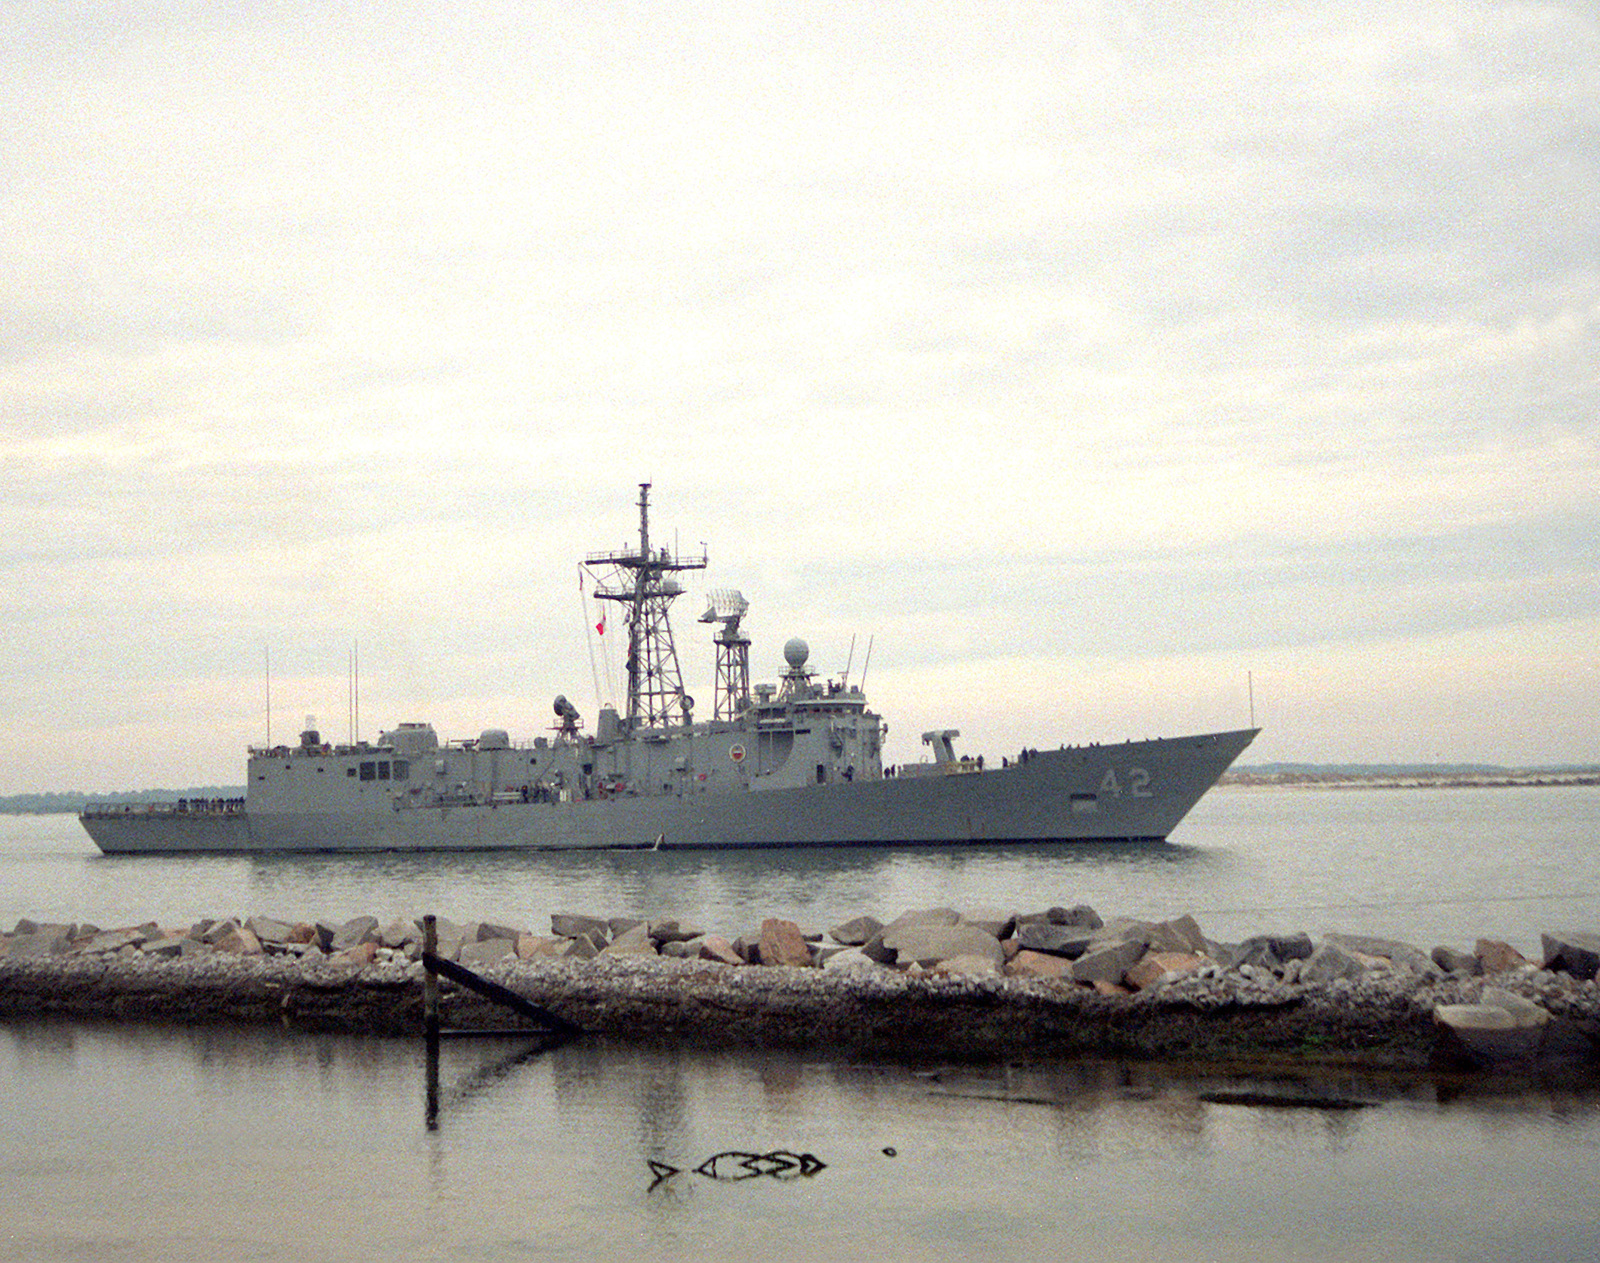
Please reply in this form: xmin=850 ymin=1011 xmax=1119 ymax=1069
xmin=648 ymin=1149 xmax=828 ymax=1186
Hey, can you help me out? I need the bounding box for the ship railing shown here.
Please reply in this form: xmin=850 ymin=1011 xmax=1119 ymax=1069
xmin=81 ymin=798 xmax=247 ymax=819
xmin=890 ymin=759 xmax=982 ymax=779
xmin=583 ymin=545 xmax=709 ymax=570
xmin=249 ymin=743 xmax=388 ymax=758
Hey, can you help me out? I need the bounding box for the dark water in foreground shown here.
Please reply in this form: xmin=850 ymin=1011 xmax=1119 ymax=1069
xmin=4 ymin=1022 xmax=1599 ymax=1263
xmin=3 ymin=786 xmax=1599 ymax=1260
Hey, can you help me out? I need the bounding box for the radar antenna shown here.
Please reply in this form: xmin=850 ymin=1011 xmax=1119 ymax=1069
xmin=700 ymin=589 xmax=751 ymax=719
xmin=583 ymin=483 xmax=707 ymax=729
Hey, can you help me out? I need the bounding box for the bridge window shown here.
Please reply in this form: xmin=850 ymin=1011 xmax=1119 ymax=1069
xmin=360 ymin=761 xmax=376 ymax=781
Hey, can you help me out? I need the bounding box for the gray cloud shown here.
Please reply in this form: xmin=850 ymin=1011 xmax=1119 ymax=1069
xmin=2 ymin=1 xmax=1597 ymax=786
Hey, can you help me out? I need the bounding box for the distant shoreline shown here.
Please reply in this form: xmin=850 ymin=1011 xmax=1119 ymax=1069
xmin=1221 ymin=772 xmax=1600 ymax=791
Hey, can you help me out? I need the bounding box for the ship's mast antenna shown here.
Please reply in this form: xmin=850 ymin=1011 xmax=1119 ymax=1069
xmin=585 ymin=483 xmax=708 ymax=729
xmin=700 ymin=588 xmax=751 ymax=719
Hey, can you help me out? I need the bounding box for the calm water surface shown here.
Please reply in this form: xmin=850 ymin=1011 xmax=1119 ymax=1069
xmin=3 ymin=788 xmax=1599 ymax=1261
xmin=5 ymin=785 xmax=1597 ymax=948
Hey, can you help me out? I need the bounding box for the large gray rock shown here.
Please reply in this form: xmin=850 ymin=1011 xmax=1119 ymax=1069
xmin=1232 ymin=931 xmax=1315 ymax=972
xmin=1071 ymin=937 xmax=1146 ymax=985
xmin=245 ymin=916 xmax=298 ymax=946
xmin=1541 ymin=930 xmax=1600 ymax=979
xmin=1480 ymin=987 xmax=1552 ymax=1026
xmin=1298 ymin=941 xmax=1368 ymax=984
xmin=1269 ymin=932 xmax=1316 ymax=962
xmin=1016 ymin=905 xmax=1103 ymax=930
xmin=1434 ymin=1004 xmax=1545 ymax=1063
xmin=649 ymin=919 xmax=707 ymax=945
xmin=601 ymin=923 xmax=658 ymax=957
xmin=143 ymin=934 xmax=215 ymax=958
xmin=957 ymin=907 xmax=1018 ymax=939
xmin=6 ymin=924 xmax=75 ymax=957
xmin=881 ymin=923 xmax=1004 ymax=972
xmin=378 ymin=919 xmax=418 ymax=950
xmin=1145 ymin=915 xmax=1206 ymax=955
xmin=328 ymin=917 xmax=379 ymax=952
xmin=476 ymin=921 xmax=523 ymax=943
xmin=550 ymin=912 xmax=610 ymax=942
xmin=1090 ymin=918 xmax=1155 ymax=951
xmin=828 ymin=915 xmax=883 ymax=946
xmin=200 ymin=918 xmax=242 ymax=945
xmin=823 ymin=948 xmax=889 ymax=974
xmin=1012 ymin=922 xmax=1097 ymax=959
xmin=880 ymin=907 xmax=961 ymax=935
xmin=210 ymin=924 xmax=263 ymax=955
xmin=81 ymin=925 xmax=159 ymax=955
xmin=1435 ymin=990 xmax=1552 ymax=1066
xmin=1431 ymin=945 xmax=1482 ymax=976
xmin=828 ymin=915 xmax=884 ymax=946
xmin=1324 ymin=932 xmax=1436 ymax=977
xmin=1232 ymin=931 xmax=1316 ymax=971
xmin=562 ymin=935 xmax=601 ymax=961
xmin=458 ymin=937 xmax=516 ymax=967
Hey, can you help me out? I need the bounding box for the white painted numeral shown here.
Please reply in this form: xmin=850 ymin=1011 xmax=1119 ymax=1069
xmin=1102 ymin=767 xmax=1152 ymax=798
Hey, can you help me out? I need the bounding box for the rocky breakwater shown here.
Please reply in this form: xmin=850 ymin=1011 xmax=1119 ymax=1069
xmin=3 ymin=908 xmax=1599 ymax=1071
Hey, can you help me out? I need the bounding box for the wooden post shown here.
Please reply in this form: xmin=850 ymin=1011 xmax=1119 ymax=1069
xmin=423 ymin=913 xmax=440 ymax=1130
xmin=423 ymin=914 xmax=440 ymax=1034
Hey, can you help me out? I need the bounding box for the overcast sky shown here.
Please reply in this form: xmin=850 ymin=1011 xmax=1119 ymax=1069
xmin=3 ymin=1 xmax=1597 ymax=791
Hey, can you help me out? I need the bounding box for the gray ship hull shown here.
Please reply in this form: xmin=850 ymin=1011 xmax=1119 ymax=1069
xmin=81 ymin=729 xmax=1256 ymax=855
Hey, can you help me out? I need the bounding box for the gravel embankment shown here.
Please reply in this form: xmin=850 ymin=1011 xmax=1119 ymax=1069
xmin=4 ymin=909 xmax=1598 ymax=1069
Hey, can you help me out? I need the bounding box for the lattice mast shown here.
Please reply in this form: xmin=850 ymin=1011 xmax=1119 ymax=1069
xmin=586 ymin=483 xmax=707 ymax=729
xmin=699 ymin=589 xmax=751 ymax=719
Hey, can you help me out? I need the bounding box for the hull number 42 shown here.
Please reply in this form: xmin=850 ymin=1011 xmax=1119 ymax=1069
xmin=1100 ymin=767 xmax=1152 ymax=798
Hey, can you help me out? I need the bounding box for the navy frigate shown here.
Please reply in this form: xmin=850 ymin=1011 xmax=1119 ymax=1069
xmin=81 ymin=484 xmax=1256 ymax=853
